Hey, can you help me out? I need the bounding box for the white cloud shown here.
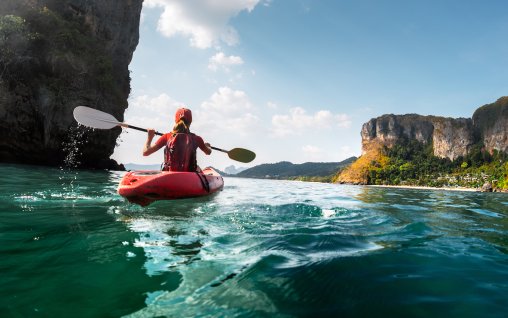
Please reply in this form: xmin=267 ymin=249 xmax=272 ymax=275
xmin=130 ymin=93 xmax=183 ymax=114
xmin=208 ymin=52 xmax=244 ymax=71
xmin=124 ymin=88 xmax=259 ymax=137
xmin=339 ymin=145 xmax=358 ymax=159
xmin=196 ymin=86 xmax=259 ymax=134
xmin=140 ymin=11 xmax=146 ymax=25
xmin=201 ymin=86 xmax=252 ymax=114
xmin=263 ymin=0 xmax=273 ymax=6
xmin=125 ymin=94 xmax=186 ymax=132
xmin=267 ymin=101 xmax=278 ymax=109
xmin=302 ymin=145 xmax=323 ymax=156
xmin=145 ymin=0 xmax=263 ymax=49
xmin=271 ymin=107 xmax=352 ymax=137
xmin=302 ymin=145 xmax=321 ymax=154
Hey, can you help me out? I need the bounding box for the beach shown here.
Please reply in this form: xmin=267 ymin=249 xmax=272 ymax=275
xmin=367 ymin=184 xmax=480 ymax=192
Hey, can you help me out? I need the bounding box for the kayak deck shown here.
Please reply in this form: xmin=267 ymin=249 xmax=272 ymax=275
xmin=117 ymin=167 xmax=223 ymax=206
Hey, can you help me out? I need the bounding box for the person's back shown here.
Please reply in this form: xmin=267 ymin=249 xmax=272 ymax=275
xmin=142 ymin=107 xmax=212 ymax=171
xmin=163 ymin=132 xmax=198 ymax=172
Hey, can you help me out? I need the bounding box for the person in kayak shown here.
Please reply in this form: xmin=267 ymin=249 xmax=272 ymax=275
xmin=143 ymin=107 xmax=212 ymax=171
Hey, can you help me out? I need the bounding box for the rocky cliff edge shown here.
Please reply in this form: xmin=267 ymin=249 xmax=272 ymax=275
xmin=337 ymin=97 xmax=508 ymax=184
xmin=0 ymin=0 xmax=143 ymax=169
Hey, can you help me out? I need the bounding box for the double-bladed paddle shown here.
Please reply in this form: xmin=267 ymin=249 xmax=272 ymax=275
xmin=73 ymin=106 xmax=256 ymax=163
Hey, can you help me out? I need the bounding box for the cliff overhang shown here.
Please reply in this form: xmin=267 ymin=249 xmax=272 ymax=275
xmin=0 ymin=0 xmax=143 ymax=169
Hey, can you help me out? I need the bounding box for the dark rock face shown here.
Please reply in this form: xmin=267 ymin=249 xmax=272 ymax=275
xmin=0 ymin=0 xmax=143 ymax=169
xmin=361 ymin=97 xmax=508 ymax=161
xmin=361 ymin=114 xmax=435 ymax=148
xmin=472 ymin=97 xmax=508 ymax=155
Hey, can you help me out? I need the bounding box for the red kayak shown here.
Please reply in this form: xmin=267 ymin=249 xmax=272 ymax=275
xmin=118 ymin=167 xmax=224 ymax=206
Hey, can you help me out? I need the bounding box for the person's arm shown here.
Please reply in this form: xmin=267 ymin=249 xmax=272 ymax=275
xmin=143 ymin=129 xmax=165 ymax=156
xmin=203 ymin=142 xmax=212 ymax=155
xmin=196 ymin=136 xmax=212 ymax=155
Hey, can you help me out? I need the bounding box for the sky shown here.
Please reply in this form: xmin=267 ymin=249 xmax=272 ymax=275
xmin=111 ymin=0 xmax=508 ymax=171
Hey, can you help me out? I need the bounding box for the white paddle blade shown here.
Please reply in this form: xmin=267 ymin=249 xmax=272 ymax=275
xmin=73 ymin=106 xmax=121 ymax=130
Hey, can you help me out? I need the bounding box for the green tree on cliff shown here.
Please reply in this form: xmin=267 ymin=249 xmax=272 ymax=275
xmin=365 ymin=139 xmax=507 ymax=189
xmin=0 ymin=15 xmax=37 ymax=80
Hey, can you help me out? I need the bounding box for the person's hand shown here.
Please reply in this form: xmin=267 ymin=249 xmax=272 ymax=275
xmin=205 ymin=142 xmax=212 ymax=153
xmin=147 ymin=128 xmax=155 ymax=140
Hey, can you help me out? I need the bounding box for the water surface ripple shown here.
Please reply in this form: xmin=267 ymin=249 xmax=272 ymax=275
xmin=0 ymin=164 xmax=507 ymax=317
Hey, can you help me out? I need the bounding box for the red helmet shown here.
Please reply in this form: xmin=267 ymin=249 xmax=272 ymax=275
xmin=174 ymin=107 xmax=192 ymax=124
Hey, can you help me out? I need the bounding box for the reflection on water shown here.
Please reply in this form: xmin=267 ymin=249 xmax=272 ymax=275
xmin=354 ymin=186 xmax=508 ymax=254
xmin=118 ymin=179 xmax=508 ymax=317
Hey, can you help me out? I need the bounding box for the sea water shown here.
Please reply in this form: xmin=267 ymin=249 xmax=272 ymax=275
xmin=0 ymin=163 xmax=507 ymax=317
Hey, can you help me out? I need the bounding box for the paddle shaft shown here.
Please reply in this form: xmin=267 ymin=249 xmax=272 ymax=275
xmin=127 ymin=124 xmax=226 ymax=153
xmin=210 ymin=146 xmax=228 ymax=153
xmin=123 ymin=124 xmax=163 ymax=136
xmin=128 ymin=124 xmax=227 ymax=153
xmin=129 ymin=129 xmax=254 ymax=163
xmin=135 ymin=126 xmax=225 ymax=152
xmin=128 ymin=125 xmax=245 ymax=158
xmin=73 ymin=106 xmax=255 ymax=162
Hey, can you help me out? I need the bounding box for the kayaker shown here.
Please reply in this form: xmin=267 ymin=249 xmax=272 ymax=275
xmin=143 ymin=107 xmax=212 ymax=171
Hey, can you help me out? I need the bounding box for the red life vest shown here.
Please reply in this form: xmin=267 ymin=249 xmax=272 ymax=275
xmin=163 ymin=133 xmax=198 ymax=172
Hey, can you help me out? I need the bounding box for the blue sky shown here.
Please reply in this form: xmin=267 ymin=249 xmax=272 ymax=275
xmin=112 ymin=0 xmax=508 ymax=170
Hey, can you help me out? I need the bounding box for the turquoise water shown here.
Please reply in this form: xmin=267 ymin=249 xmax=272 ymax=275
xmin=1 ymin=163 xmax=507 ymax=317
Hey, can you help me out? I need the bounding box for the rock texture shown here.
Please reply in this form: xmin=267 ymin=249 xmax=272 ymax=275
xmin=361 ymin=115 xmax=475 ymax=161
xmin=0 ymin=0 xmax=143 ymax=169
xmin=361 ymin=114 xmax=435 ymax=150
xmin=472 ymin=96 xmax=508 ymax=155
xmin=361 ymin=97 xmax=508 ymax=161
xmin=432 ymin=118 xmax=475 ymax=161
xmin=337 ymin=97 xmax=508 ymax=185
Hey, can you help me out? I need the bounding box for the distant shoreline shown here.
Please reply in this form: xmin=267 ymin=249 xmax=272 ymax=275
xmin=366 ymin=184 xmax=479 ymax=192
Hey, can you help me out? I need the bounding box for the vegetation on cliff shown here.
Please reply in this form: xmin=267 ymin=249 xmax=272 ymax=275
xmin=0 ymin=5 xmax=124 ymax=106
xmin=333 ymin=143 xmax=388 ymax=184
xmin=473 ymin=96 xmax=508 ymax=136
xmin=1 ymin=0 xmax=142 ymax=169
xmin=337 ymin=139 xmax=508 ymax=190
xmin=337 ymin=97 xmax=508 ymax=191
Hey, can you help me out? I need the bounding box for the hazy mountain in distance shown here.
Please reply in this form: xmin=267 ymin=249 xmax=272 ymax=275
xmin=224 ymin=165 xmax=248 ymax=175
xmin=236 ymin=157 xmax=357 ymax=179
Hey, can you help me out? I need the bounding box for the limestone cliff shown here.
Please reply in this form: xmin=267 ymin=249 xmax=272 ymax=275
xmin=337 ymin=97 xmax=508 ymax=184
xmin=472 ymin=96 xmax=508 ymax=155
xmin=361 ymin=114 xmax=475 ymax=161
xmin=0 ymin=0 xmax=143 ymax=169
xmin=432 ymin=117 xmax=475 ymax=161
